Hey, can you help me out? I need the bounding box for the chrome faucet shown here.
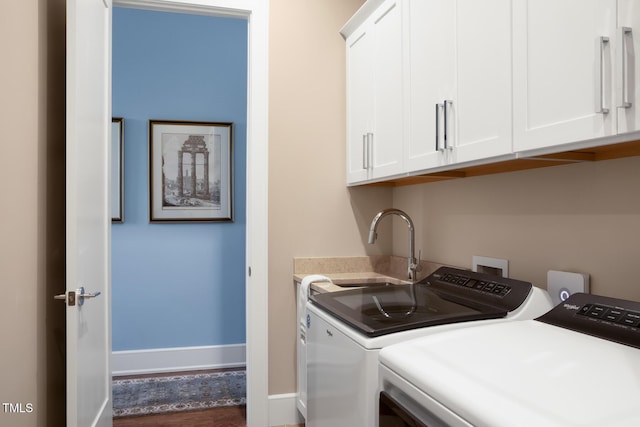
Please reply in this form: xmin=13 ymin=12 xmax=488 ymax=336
xmin=368 ymin=208 xmax=421 ymax=281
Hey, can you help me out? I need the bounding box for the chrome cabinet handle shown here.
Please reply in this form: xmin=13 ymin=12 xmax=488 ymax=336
xmin=435 ymin=103 xmax=442 ymax=152
xmin=362 ymin=134 xmax=368 ymax=169
xmin=362 ymin=133 xmax=373 ymax=170
xmin=598 ymin=36 xmax=610 ymax=114
xmin=620 ymin=27 xmax=633 ymax=109
xmin=367 ymin=132 xmax=373 ymax=169
xmin=443 ymin=100 xmax=453 ymax=150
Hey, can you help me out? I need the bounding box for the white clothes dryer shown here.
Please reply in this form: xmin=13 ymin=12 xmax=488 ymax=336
xmin=379 ymin=292 xmax=640 ymax=427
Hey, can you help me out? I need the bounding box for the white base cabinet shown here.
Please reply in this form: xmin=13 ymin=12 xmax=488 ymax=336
xmin=306 ymin=307 xmax=379 ymax=427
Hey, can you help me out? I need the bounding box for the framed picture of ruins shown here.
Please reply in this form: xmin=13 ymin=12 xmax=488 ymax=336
xmin=149 ymin=120 xmax=233 ymax=222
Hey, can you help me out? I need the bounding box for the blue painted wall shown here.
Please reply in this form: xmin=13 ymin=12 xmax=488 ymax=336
xmin=111 ymin=7 xmax=247 ymax=351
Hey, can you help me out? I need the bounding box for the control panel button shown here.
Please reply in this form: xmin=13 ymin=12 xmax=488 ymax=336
xmin=619 ymin=311 xmax=640 ymax=327
xmin=587 ymin=305 xmax=607 ymax=318
xmin=578 ymin=304 xmax=592 ymax=315
xmin=474 ymin=281 xmax=486 ymax=290
xmin=603 ymin=309 xmax=624 ymax=323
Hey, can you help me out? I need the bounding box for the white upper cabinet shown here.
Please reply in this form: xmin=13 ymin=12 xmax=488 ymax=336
xmin=453 ymin=0 xmax=512 ymax=163
xmin=407 ymin=0 xmax=512 ymax=172
xmin=370 ymin=0 xmax=404 ymax=179
xmin=343 ymin=0 xmax=640 ymax=186
xmin=345 ymin=0 xmax=404 ymax=184
xmin=617 ymin=0 xmax=640 ymax=134
xmin=513 ymin=0 xmax=618 ymax=152
xmin=346 ymin=21 xmax=374 ymax=183
xmin=405 ymin=0 xmax=455 ymax=171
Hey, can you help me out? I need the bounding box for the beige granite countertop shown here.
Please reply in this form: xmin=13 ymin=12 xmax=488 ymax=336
xmin=294 ymin=256 xmax=453 ymax=293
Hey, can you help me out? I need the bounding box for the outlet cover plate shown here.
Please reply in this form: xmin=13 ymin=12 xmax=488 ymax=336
xmin=472 ymin=256 xmax=508 ymax=278
xmin=547 ymin=270 xmax=590 ymax=306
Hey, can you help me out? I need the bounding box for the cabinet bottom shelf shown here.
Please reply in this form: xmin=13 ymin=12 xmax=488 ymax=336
xmin=364 ymin=138 xmax=640 ymax=187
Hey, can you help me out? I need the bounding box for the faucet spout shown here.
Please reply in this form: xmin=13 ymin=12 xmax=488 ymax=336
xmin=368 ymin=208 xmax=421 ymax=281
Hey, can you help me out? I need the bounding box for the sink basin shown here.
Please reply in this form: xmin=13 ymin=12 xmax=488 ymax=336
xmin=305 ymin=277 xmax=409 ymax=295
xmin=332 ymin=281 xmax=404 ymax=288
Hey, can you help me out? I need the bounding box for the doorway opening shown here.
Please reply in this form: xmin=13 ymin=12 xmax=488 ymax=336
xmin=110 ymin=1 xmax=268 ymax=425
xmin=111 ymin=6 xmax=247 ymax=368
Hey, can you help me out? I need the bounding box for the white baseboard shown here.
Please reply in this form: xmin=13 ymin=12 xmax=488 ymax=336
xmin=112 ymin=344 xmax=246 ymax=376
xmin=268 ymin=393 xmax=304 ymax=427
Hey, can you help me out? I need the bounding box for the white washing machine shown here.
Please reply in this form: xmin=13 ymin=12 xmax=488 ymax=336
xmin=305 ymin=266 xmax=553 ymax=427
xmin=379 ymin=292 xmax=640 ymax=427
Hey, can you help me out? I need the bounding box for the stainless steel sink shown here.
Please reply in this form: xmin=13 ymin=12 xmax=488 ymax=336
xmin=332 ymin=280 xmax=405 ymax=288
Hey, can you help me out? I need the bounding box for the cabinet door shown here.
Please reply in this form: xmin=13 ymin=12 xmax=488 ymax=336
xmin=370 ymin=0 xmax=405 ymax=179
xmin=346 ymin=25 xmax=374 ymax=184
xmin=513 ymin=0 xmax=617 ymax=152
xmin=407 ymin=0 xmax=511 ymax=171
xmin=617 ymin=0 xmax=640 ymax=134
xmin=306 ymin=312 xmax=367 ymax=427
xmin=406 ymin=0 xmax=455 ymax=172
xmin=453 ymin=0 xmax=512 ymax=163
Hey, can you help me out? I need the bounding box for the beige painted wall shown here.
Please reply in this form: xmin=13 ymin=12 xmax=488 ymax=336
xmin=392 ymin=156 xmax=640 ymax=302
xmin=0 ymin=1 xmax=66 ymax=426
xmin=0 ymin=2 xmax=40 ymax=425
xmin=268 ymin=0 xmax=392 ymax=394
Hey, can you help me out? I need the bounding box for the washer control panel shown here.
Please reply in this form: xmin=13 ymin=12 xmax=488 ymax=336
xmin=439 ymin=272 xmax=512 ymax=297
xmin=421 ymin=267 xmax=533 ymax=313
xmin=577 ymin=303 xmax=640 ymax=327
xmin=537 ymin=293 xmax=640 ymax=349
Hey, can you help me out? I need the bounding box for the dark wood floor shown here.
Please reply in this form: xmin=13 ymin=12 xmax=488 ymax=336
xmin=112 ymin=369 xmax=304 ymax=427
xmin=113 ymin=405 xmax=247 ymax=427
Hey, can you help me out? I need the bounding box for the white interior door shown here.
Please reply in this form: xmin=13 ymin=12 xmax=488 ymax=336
xmin=65 ymin=0 xmax=113 ymax=426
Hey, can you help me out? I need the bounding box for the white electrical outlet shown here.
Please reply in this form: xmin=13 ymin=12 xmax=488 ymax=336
xmin=547 ymin=270 xmax=590 ymax=306
xmin=472 ymin=256 xmax=509 ymax=278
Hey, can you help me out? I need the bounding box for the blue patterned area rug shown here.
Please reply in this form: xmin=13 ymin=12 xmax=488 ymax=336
xmin=113 ymin=370 xmax=246 ymax=418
